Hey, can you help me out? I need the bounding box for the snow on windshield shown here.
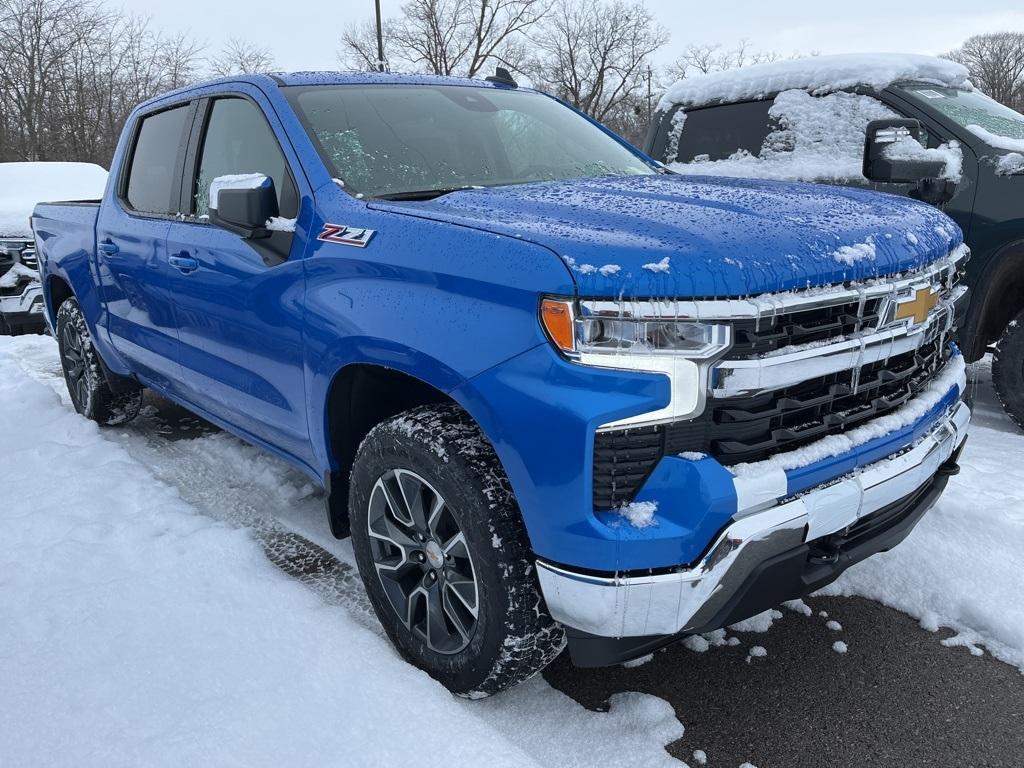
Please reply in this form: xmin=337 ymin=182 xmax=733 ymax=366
xmin=0 ymin=161 xmax=108 ymax=237
xmin=667 ymin=89 xmax=962 ymax=184
xmin=658 ymin=53 xmax=971 ymax=112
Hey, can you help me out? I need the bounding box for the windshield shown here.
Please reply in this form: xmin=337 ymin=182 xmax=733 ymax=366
xmin=896 ymin=85 xmax=1024 ymax=142
xmin=285 ymin=84 xmax=654 ymax=198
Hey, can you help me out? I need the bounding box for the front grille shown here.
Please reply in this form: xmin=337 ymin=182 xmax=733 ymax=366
xmin=730 ymin=298 xmax=883 ymax=356
xmin=593 ymin=339 xmax=951 ymax=510
xmin=20 ymin=247 xmax=38 ymax=270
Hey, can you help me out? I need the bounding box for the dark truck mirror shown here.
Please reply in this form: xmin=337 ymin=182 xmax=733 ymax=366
xmin=863 ymin=119 xmax=956 ymax=206
xmin=863 ymin=119 xmax=946 ymax=183
xmin=208 ymin=174 xmax=278 ymax=238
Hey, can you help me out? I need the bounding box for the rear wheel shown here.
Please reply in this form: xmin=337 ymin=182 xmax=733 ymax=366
xmin=993 ymin=309 xmax=1024 ymax=431
xmin=56 ymin=297 xmax=143 ymax=426
xmin=349 ymin=404 xmax=565 ymax=697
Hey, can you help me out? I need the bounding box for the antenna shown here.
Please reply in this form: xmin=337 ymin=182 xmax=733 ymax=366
xmin=485 ymin=67 xmax=518 ymax=87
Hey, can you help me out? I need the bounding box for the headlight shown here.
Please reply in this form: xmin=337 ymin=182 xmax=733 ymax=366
xmin=540 ymin=297 xmax=732 ymax=428
xmin=541 ymin=298 xmax=730 ymax=359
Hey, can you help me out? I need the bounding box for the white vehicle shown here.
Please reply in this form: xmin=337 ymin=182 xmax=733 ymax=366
xmin=1 ymin=162 xmax=108 ymax=335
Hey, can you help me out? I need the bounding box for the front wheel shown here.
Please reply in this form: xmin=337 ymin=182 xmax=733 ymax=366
xmin=56 ymin=297 xmax=143 ymax=425
xmin=349 ymin=404 xmax=565 ymax=697
xmin=993 ymin=309 xmax=1024 ymax=431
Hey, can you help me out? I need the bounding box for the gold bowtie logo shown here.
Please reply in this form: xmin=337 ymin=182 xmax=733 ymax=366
xmin=895 ymin=286 xmax=940 ymax=325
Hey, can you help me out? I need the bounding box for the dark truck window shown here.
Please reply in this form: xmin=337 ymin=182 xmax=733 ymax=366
xmin=125 ymin=104 xmax=191 ymax=214
xmin=285 ymin=85 xmax=654 ymax=198
xmin=193 ymin=97 xmax=298 ymax=218
xmin=668 ymin=100 xmax=773 ymax=163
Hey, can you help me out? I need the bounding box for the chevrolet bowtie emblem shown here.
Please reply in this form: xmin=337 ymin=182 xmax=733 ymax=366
xmin=895 ymin=286 xmax=940 ymax=325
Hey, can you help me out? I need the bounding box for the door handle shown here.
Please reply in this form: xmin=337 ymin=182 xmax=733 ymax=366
xmin=168 ymin=254 xmax=199 ymax=273
xmin=98 ymin=240 xmax=119 ymax=255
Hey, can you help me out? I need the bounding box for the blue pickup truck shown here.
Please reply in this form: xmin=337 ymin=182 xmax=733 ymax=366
xmin=32 ymin=70 xmax=970 ymax=697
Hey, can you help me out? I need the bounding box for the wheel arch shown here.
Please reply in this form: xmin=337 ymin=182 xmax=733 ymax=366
xmin=962 ymin=238 xmax=1024 ymax=361
xmin=321 ymin=361 xmax=461 ymax=537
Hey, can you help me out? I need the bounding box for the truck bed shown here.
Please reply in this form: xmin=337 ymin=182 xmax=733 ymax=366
xmin=31 ymin=201 xmax=100 ymax=328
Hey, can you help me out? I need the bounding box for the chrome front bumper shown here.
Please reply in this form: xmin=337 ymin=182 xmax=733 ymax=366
xmin=537 ymin=398 xmax=970 ymax=639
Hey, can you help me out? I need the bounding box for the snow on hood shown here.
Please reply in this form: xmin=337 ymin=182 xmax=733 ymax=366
xmin=657 ymin=53 xmax=971 ymax=113
xmin=0 ymin=162 xmax=108 ymax=237
xmin=372 ymin=174 xmax=962 ymax=298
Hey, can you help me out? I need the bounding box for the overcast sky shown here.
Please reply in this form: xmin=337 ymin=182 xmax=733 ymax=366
xmin=124 ymin=0 xmax=1024 ymax=72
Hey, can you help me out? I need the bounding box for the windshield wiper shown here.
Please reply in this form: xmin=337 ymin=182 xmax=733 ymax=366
xmin=374 ymin=186 xmax=478 ymax=201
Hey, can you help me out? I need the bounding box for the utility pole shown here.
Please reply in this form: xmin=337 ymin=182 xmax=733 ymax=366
xmin=646 ymin=64 xmax=653 ymax=123
xmin=374 ymin=0 xmax=386 ymax=72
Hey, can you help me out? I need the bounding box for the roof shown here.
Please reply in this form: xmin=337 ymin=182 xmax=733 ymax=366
xmin=657 ymin=53 xmax=972 ymax=113
xmin=270 ymin=70 xmax=500 ymax=88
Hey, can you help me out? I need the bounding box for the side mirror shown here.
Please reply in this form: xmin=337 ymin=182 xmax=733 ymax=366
xmin=863 ymin=119 xmax=947 ymax=183
xmin=208 ymin=174 xmax=278 ymax=238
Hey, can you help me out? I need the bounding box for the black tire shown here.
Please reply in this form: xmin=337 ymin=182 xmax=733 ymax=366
xmin=56 ymin=297 xmax=143 ymax=426
xmin=993 ymin=309 xmax=1024 ymax=431
xmin=349 ymin=404 xmax=565 ymax=697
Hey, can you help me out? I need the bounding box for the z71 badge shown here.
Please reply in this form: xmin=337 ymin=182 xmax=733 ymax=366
xmin=318 ymin=223 xmax=376 ymax=247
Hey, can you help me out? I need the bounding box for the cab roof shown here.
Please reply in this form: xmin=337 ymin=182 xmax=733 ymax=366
xmin=657 ymin=53 xmax=973 ymax=113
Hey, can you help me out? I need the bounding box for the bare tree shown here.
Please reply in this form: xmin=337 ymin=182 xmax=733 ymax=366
xmin=339 ymin=19 xmax=397 ymax=71
xmin=0 ymin=0 xmax=106 ymax=160
xmin=944 ymin=32 xmax=1024 ymax=111
xmin=528 ymin=0 xmax=667 ymax=141
xmin=382 ymin=0 xmax=546 ymax=77
xmin=0 ymin=0 xmax=204 ymax=164
xmin=664 ymin=39 xmax=785 ymax=84
xmin=208 ymin=37 xmax=275 ymax=76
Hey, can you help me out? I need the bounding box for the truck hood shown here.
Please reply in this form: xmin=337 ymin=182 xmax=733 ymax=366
xmin=370 ymin=174 xmax=961 ymax=298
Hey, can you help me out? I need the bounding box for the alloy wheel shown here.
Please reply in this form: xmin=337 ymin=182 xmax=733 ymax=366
xmin=60 ymin=323 xmax=90 ymax=410
xmin=367 ymin=468 xmax=479 ymax=654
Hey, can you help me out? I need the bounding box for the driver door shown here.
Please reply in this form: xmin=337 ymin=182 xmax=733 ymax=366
xmin=163 ymin=93 xmax=312 ymax=464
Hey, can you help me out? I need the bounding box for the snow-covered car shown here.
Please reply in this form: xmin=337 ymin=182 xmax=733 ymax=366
xmin=0 ymin=162 xmax=108 ymax=335
xmin=645 ymin=53 xmax=1024 ymax=428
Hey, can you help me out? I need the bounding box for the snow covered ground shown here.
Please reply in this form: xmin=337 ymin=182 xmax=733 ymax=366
xmin=2 ymin=334 xmax=1023 ymax=767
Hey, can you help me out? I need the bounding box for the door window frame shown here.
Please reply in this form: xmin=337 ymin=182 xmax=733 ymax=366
xmin=179 ymin=93 xmax=300 ymax=223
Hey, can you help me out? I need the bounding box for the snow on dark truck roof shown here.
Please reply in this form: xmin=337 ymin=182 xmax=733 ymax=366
xmin=657 ymin=52 xmax=972 ymax=112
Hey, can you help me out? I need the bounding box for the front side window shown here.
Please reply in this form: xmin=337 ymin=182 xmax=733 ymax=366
xmin=125 ymin=104 xmax=191 ymax=214
xmin=193 ymin=97 xmax=296 ymax=218
xmin=286 ymin=85 xmax=654 ymax=198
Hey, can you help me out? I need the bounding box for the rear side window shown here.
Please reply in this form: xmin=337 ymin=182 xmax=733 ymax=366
xmin=193 ymin=97 xmax=297 ymax=218
xmin=670 ymin=101 xmax=773 ymax=163
xmin=125 ymin=105 xmax=191 ymax=215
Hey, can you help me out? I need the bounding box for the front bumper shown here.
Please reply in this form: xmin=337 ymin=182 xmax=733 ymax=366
xmin=0 ymin=279 xmax=45 ymax=333
xmin=537 ymin=397 xmax=969 ymax=647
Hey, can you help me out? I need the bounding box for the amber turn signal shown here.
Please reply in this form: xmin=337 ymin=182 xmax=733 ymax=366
xmin=540 ymin=298 xmax=575 ymax=353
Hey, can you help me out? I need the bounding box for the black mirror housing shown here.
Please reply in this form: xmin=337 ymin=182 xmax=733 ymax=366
xmin=209 ymin=180 xmax=278 ymax=239
xmin=863 ymin=119 xmax=948 ymax=183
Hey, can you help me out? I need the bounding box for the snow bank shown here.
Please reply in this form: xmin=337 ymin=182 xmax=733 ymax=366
xmin=0 ymin=334 xmax=689 ymax=768
xmin=658 ymin=53 xmax=971 ymax=112
xmin=0 ymin=161 xmax=107 ymax=237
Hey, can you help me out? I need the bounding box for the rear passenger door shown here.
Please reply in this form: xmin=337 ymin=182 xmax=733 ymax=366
xmin=97 ymin=101 xmax=194 ymax=393
xmin=164 ymin=92 xmax=312 ymax=464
